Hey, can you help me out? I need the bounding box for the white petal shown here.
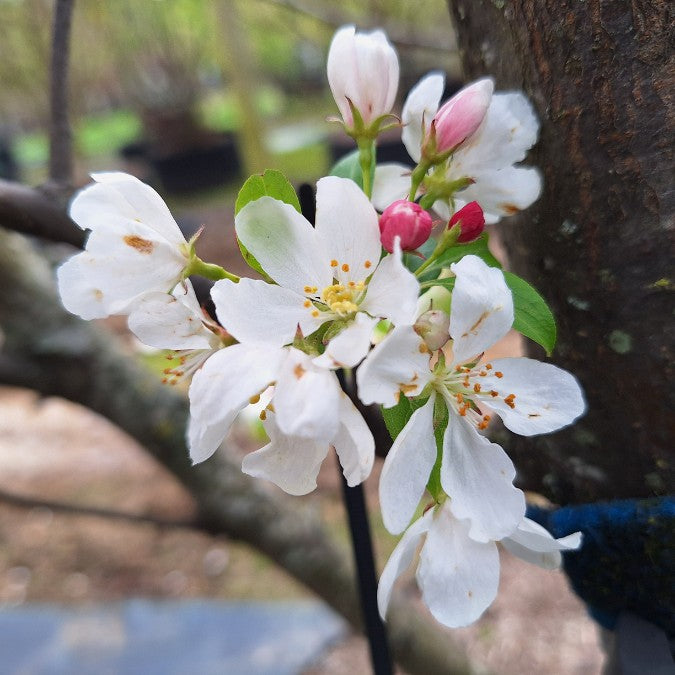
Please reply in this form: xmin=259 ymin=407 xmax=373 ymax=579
xmin=356 ymin=325 xmax=432 ymax=408
xmin=452 ymin=92 xmax=539 ymax=174
xmin=501 ymin=517 xmax=582 ymax=570
xmin=449 ymin=255 xmax=513 ymax=364
xmin=314 ymin=176 xmax=382 ymax=286
xmin=454 ymin=166 xmax=542 ymax=223
xmin=242 ymin=413 xmax=329 ymax=495
xmin=441 ymin=414 xmax=525 ymax=542
xmin=235 ymin=196 xmax=331 ymax=294
xmin=273 ymin=349 xmax=341 ymax=442
xmin=188 ymin=344 xmax=285 ymax=463
xmin=479 ymin=357 xmax=586 ymax=435
xmin=377 ymin=510 xmax=433 ymax=620
xmin=372 ymin=163 xmax=413 ymax=212
xmin=417 ymin=505 xmax=500 ymax=628
xmin=401 ymin=72 xmax=445 ymax=163
xmin=72 ymin=172 xmax=185 ymax=245
xmin=361 ymin=241 xmax=420 ymax=326
xmin=313 ymin=313 xmax=378 ymax=369
xmin=332 ymin=392 xmax=375 ymax=486
xmin=128 ymin=282 xmax=215 ymax=351
xmin=379 ymin=396 xmax=438 ymax=535
xmin=211 ymin=278 xmax=323 ymax=348
xmin=327 ymin=26 xmax=358 ymax=125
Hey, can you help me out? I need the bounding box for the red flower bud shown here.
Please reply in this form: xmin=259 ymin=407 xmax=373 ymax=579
xmin=379 ymin=200 xmax=433 ymax=253
xmin=450 ymin=202 xmax=485 ymax=243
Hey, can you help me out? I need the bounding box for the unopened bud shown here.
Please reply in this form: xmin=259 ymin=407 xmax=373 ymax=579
xmin=414 ymin=309 xmax=450 ymax=351
xmin=428 ymin=78 xmax=493 ymax=156
xmin=450 ymin=202 xmax=485 ymax=243
xmin=379 ymin=200 xmax=433 ymax=253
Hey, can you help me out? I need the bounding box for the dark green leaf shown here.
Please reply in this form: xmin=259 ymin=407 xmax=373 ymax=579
xmin=503 ymin=271 xmax=557 ymax=355
xmin=381 ymin=395 xmax=429 ymax=441
xmin=423 ymin=233 xmax=502 ymax=277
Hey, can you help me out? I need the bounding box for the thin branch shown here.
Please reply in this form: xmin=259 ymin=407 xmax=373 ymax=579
xmin=0 ymin=487 xmax=194 ymax=529
xmin=0 ymin=180 xmax=84 ymax=247
xmin=49 ymin=0 xmax=75 ymax=186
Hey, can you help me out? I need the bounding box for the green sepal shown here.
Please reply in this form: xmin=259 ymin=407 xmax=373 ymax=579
xmin=503 ymin=271 xmax=557 ymax=355
xmin=234 ymin=170 xmax=301 ymax=280
xmin=329 ymin=149 xmax=375 ymax=191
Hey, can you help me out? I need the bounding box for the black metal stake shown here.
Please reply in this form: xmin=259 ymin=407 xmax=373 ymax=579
xmin=337 ymin=369 xmax=393 ymax=675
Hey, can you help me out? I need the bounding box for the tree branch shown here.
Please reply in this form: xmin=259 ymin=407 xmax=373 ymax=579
xmin=0 ymin=179 xmax=83 ymax=247
xmin=0 ymin=227 xmax=477 ymax=675
xmin=49 ymin=0 xmax=75 ymax=186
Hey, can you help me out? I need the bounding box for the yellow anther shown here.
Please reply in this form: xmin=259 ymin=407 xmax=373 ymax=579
xmin=490 ymin=390 xmax=499 ymax=397
xmin=485 ymin=363 xmax=493 ymax=370
xmin=479 ymin=370 xmax=487 ymax=377
xmin=473 ymin=383 xmax=482 ymax=393
xmin=456 ymin=393 xmax=464 ymax=403
xmin=259 ymin=410 xmax=267 ymax=421
xmin=330 ymin=259 xmax=338 ymax=267
xmin=303 ymin=300 xmax=311 ymax=308
xmin=304 ymin=285 xmax=318 ymax=294
xmin=341 ymin=263 xmax=350 ymax=272
xmin=249 ymin=394 xmax=261 ymax=404
xmin=364 ymin=260 xmax=372 ymax=269
xmin=495 ymin=371 xmax=504 ymax=378
xmin=311 ymin=310 xmax=320 ymax=317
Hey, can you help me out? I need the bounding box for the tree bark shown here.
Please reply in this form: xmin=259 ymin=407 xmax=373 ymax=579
xmin=0 ymin=228 xmax=475 ymax=675
xmin=448 ymin=0 xmax=674 ymax=503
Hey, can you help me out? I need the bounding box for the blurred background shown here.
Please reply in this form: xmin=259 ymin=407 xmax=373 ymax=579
xmin=0 ymin=1 xmax=606 ymax=672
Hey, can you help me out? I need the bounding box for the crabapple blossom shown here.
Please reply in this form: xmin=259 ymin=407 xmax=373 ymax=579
xmin=57 ymin=172 xmax=192 ymax=319
xmin=372 ymin=73 xmax=542 ymax=223
xmin=215 ymin=176 xmax=419 ymax=370
xmin=377 ymin=504 xmax=582 ymax=628
xmin=378 ymin=199 xmax=433 ymax=253
xmin=327 ymin=25 xmax=399 ymax=130
xmin=357 ymin=255 xmax=585 ymax=540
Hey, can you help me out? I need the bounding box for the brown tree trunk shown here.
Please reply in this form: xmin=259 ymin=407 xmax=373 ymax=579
xmin=448 ymin=0 xmax=673 ymax=503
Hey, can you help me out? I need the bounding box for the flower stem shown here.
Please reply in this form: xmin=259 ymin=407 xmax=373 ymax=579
xmin=186 ymin=258 xmax=240 ymax=283
xmin=408 ymin=159 xmax=431 ymax=201
xmin=357 ymin=137 xmax=375 ymax=198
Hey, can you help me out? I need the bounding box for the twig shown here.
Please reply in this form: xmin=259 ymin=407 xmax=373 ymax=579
xmin=48 ymin=0 xmax=75 ymax=186
xmin=0 ymin=487 xmax=194 ymax=529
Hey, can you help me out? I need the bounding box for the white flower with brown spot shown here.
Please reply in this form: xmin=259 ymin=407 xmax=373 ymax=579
xmin=57 ymin=172 xmax=191 ymax=319
xmin=214 ymin=175 xmax=420 ymax=369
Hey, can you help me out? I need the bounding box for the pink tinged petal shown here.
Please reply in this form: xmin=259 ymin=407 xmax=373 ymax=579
xmin=241 ymin=413 xmax=329 ymax=496
xmin=449 ymin=255 xmax=513 ymax=364
xmin=501 ymin=517 xmax=582 ymax=570
xmin=128 ymin=284 xmax=214 ymax=351
xmin=372 ymin=164 xmax=413 ymax=212
xmin=211 ymin=278 xmax=321 ymax=348
xmin=72 ymin=172 xmax=185 ymax=245
xmin=452 ymin=92 xmax=540 ymax=175
xmin=273 ymin=349 xmax=341 ymax=442
xmin=441 ymin=415 xmax=525 ymax=542
xmin=313 ymin=313 xmax=378 ymax=369
xmin=361 ymin=240 xmax=420 ymax=326
xmin=377 ymin=510 xmax=433 ymax=620
xmin=235 ymin=197 xmax=331 ymax=294
xmin=417 ymin=505 xmax=500 ymax=628
xmin=401 ymin=72 xmax=445 ymax=163
xmin=314 ymin=176 xmax=381 ymax=285
xmin=187 ymin=344 xmax=285 ymax=463
xmin=432 ymin=78 xmax=494 ymax=154
xmin=480 ymin=357 xmax=586 ymax=436
xmin=379 ymin=396 xmax=438 ymax=535
xmin=332 ymin=392 xmax=375 ymax=487
xmin=454 ymin=166 xmax=542 ymax=224
xmin=356 ymin=325 xmax=432 ymax=408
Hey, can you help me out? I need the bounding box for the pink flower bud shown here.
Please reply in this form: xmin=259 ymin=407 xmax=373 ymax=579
xmin=450 ymin=202 xmax=486 ymax=243
xmin=379 ymin=200 xmax=433 ymax=253
xmin=327 ymin=26 xmax=399 ymax=128
xmin=430 ymin=78 xmax=493 ymax=154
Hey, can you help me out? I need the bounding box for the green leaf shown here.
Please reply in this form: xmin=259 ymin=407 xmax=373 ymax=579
xmin=329 ymin=149 xmax=375 ymax=190
xmin=381 ymin=395 xmax=429 ymax=441
xmin=503 ymin=271 xmax=557 ymax=355
xmin=426 ymin=397 xmax=449 ymax=501
xmin=234 ymin=170 xmax=300 ymax=278
xmin=423 ymin=233 xmax=502 ymax=277
xmin=235 ymin=169 xmax=301 ymax=214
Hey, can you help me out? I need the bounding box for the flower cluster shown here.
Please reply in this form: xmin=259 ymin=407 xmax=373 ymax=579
xmin=57 ymin=25 xmax=584 ymax=630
